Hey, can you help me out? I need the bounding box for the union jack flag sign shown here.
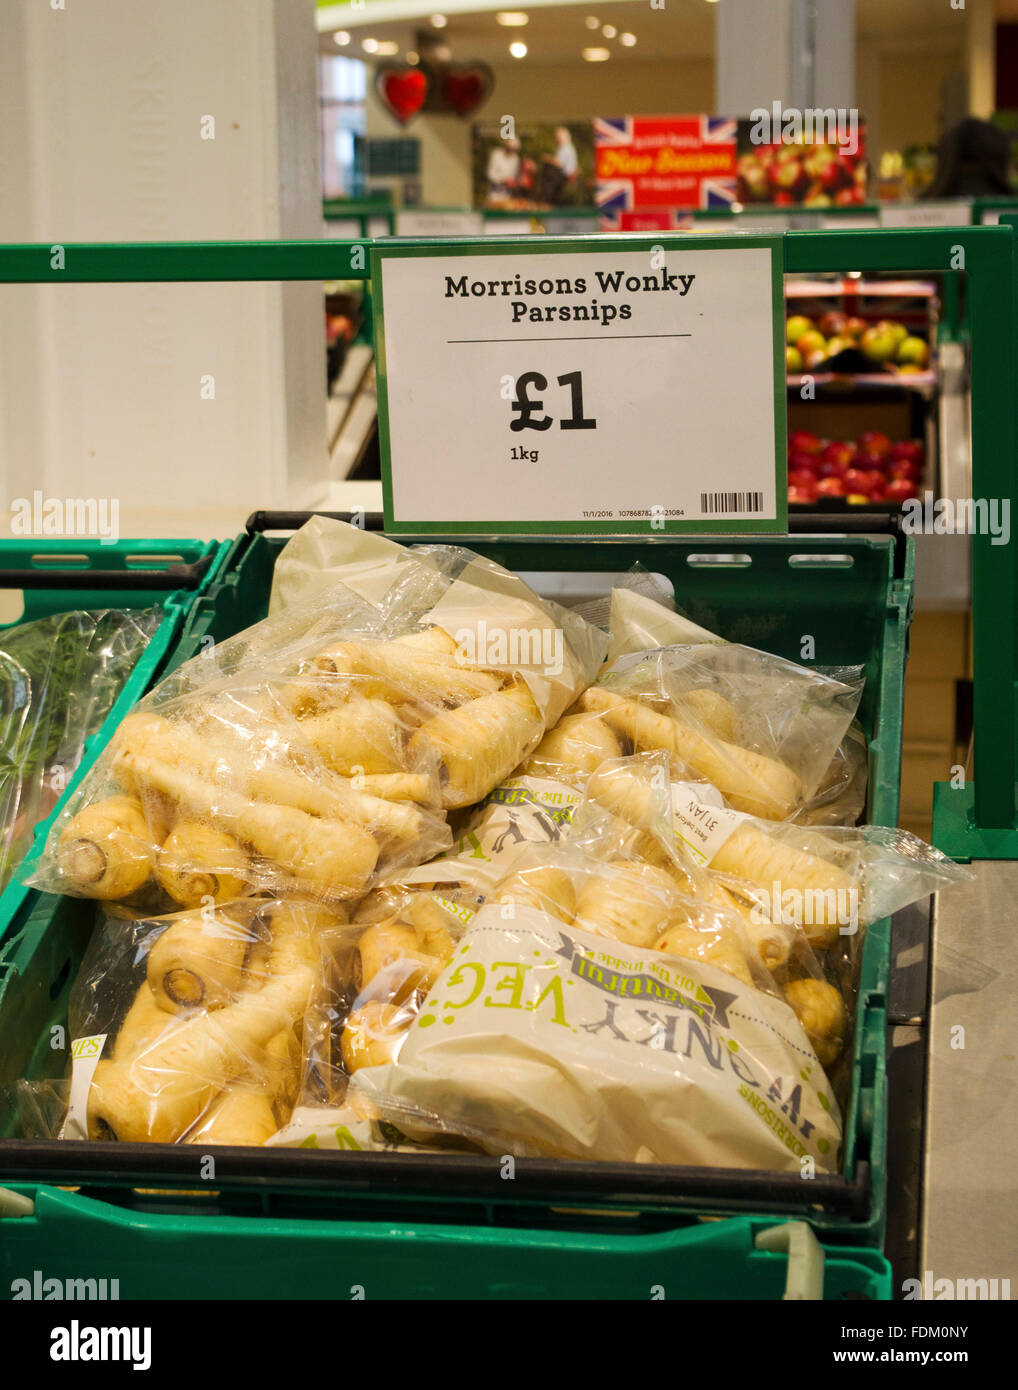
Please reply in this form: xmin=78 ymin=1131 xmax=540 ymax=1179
xmin=595 ymin=115 xmax=738 ymax=216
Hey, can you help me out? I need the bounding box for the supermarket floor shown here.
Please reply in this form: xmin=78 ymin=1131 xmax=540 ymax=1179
xmin=924 ymin=863 xmax=1018 ymax=1290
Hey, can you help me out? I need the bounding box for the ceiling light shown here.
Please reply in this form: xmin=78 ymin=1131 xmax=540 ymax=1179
xmin=585 ymin=16 xmax=600 ymax=29
xmin=497 ymin=11 xmax=529 ymax=25
xmin=510 ymin=41 xmax=527 ymax=57
xmin=602 ymin=24 xmax=617 ymax=38
xmin=583 ymin=46 xmax=610 ymax=61
xmin=431 ymin=13 xmax=448 ymax=27
xmin=374 ymin=40 xmax=399 ymax=56
xmin=362 ymin=37 xmax=379 ymax=53
xmin=619 ymin=32 xmax=636 ymax=46
xmin=433 ymin=43 xmax=451 ymax=60
xmin=406 ymin=50 xmax=420 ymax=64
xmin=333 ymin=30 xmax=350 ymax=46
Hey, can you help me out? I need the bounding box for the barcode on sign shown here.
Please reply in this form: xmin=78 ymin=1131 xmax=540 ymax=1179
xmin=699 ymin=491 xmax=764 ymax=514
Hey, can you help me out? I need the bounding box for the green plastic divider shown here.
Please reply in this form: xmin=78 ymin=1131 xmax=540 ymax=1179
xmin=0 ymin=538 xmax=231 ymax=951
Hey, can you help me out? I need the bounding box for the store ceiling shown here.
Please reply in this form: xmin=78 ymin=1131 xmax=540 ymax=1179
xmin=317 ymin=0 xmax=968 ymax=66
xmin=318 ymin=0 xmax=715 ymax=66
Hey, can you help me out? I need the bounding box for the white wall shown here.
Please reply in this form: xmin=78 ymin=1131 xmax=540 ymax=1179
xmin=0 ymin=0 xmax=327 ymax=534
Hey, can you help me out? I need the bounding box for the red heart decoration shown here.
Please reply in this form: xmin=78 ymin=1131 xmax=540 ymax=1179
xmin=376 ymin=65 xmax=429 ymax=126
xmin=439 ymin=64 xmax=494 ymax=118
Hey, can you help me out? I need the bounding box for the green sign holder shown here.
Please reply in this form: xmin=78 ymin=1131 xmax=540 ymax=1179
xmin=0 ymin=226 xmax=1012 ymax=852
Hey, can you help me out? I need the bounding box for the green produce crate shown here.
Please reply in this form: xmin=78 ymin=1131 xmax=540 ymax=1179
xmin=0 ymin=538 xmax=230 ymax=951
xmin=0 ymin=1185 xmax=891 ymax=1300
xmin=0 ymin=520 xmax=911 ymax=1296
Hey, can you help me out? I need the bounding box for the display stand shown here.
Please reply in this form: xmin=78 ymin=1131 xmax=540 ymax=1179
xmin=0 ymin=226 xmax=1013 ymax=1299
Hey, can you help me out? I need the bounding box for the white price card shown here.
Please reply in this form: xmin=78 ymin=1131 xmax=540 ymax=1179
xmin=372 ymin=236 xmax=786 ymax=535
xmin=879 ymin=200 xmax=972 ymax=228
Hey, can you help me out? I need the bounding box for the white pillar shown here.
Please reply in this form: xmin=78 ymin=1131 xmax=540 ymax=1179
xmin=0 ymin=0 xmax=327 ymax=535
xmin=717 ymin=0 xmax=855 ymax=116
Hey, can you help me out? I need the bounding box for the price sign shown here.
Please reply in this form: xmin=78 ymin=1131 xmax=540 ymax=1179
xmin=372 ymin=236 xmax=786 ymax=534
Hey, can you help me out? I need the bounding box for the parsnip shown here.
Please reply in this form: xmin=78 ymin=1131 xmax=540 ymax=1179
xmin=356 ymin=912 xmax=453 ymax=1001
xmin=298 ymin=699 xmax=408 ymax=775
xmin=147 ymin=911 xmax=252 ymax=1014
xmin=709 ymin=822 xmax=853 ymax=949
xmin=184 ymin=1087 xmax=279 ymax=1146
xmin=155 ymin=821 xmax=248 ymax=907
xmin=574 ymin=861 xmax=678 ymax=949
xmin=524 ymin=712 xmax=621 ymax=776
xmin=315 ymin=639 xmax=502 ymax=707
xmin=339 ymin=772 xmax=434 ymax=803
xmin=340 ymin=1000 xmax=409 ymax=1073
xmin=114 ymin=751 xmax=378 ymax=896
xmin=654 ymin=921 xmax=755 ymax=989
xmin=496 ymin=865 xmax=576 ymax=923
xmin=118 ymin=710 xmax=423 ymax=847
xmin=392 ymin=626 xmax=459 ymax=655
xmin=676 ymin=688 xmax=741 ymax=743
xmin=410 ymin=680 xmax=543 ymax=809
xmin=185 ymin=1028 xmax=300 ymax=1145
xmin=112 ymin=984 xmax=180 ymax=1062
xmin=783 ymin=977 xmax=847 ymax=1068
xmin=579 ymin=688 xmax=801 ymax=820
xmin=58 ymin=795 xmax=153 ymax=899
xmin=86 ymin=958 xmax=315 ymax=1143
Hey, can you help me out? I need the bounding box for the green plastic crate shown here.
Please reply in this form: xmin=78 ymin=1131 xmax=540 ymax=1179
xmin=0 ymin=537 xmax=230 ymax=951
xmin=0 ymin=524 xmax=912 ymax=1291
xmin=0 ymin=1187 xmax=891 ymax=1300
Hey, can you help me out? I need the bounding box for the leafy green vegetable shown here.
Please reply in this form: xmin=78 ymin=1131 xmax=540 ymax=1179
xmin=0 ymin=608 xmax=162 ymax=888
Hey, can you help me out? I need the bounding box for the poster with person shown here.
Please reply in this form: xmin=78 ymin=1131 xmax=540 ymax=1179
xmin=472 ymin=122 xmax=595 ymax=210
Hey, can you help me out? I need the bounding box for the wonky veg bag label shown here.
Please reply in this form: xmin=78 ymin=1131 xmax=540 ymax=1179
xmin=354 ymin=906 xmax=841 ymax=1173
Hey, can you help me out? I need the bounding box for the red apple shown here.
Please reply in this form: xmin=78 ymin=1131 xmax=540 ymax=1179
xmin=890 ymin=440 xmax=924 ymax=464
xmin=788 ymin=449 xmax=819 ymax=473
xmin=885 ymin=478 xmax=919 ymax=503
xmin=818 ymin=310 xmax=849 ymax=338
xmin=858 ymin=470 xmax=887 ymax=494
xmin=815 ymin=458 xmax=847 ymax=479
xmin=843 ymin=468 xmax=873 ymax=494
xmin=889 ymin=459 xmax=922 ymax=482
xmin=789 ymin=429 xmax=822 ymax=455
xmin=845 ymin=316 xmax=867 ymax=338
xmin=822 ymin=440 xmax=855 ymax=467
xmin=855 ymin=448 xmax=889 ymax=473
xmin=787 ymin=469 xmax=818 ymax=491
xmin=857 ymin=430 xmax=892 ymax=458
xmin=788 ymin=484 xmax=818 ymax=506
xmin=816 ymin=476 xmax=847 ymax=497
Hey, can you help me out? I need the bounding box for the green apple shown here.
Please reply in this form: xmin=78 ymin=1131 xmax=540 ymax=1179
xmin=860 ymin=324 xmax=898 ymax=362
xmin=786 ymin=345 xmax=804 ymax=372
xmin=896 ymin=336 xmax=929 ymax=368
xmin=796 ymin=329 xmax=827 ymax=357
xmin=786 ymin=315 xmax=814 ymax=345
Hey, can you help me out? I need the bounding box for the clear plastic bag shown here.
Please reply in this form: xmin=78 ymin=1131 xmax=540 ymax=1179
xmin=21 ymin=520 xmax=606 ymax=908
xmin=52 ymin=897 xmax=346 ymax=1145
xmin=573 ymin=644 xmax=862 ymax=820
xmin=0 ymin=607 xmax=162 ymax=888
xmin=348 ymin=847 xmax=845 ymax=1173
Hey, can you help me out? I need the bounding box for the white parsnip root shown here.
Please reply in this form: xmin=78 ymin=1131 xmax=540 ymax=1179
xmin=58 ymin=796 xmax=153 ymax=899
xmin=578 ymin=687 xmax=802 ymax=820
xmin=411 ymin=680 xmax=543 ymax=808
